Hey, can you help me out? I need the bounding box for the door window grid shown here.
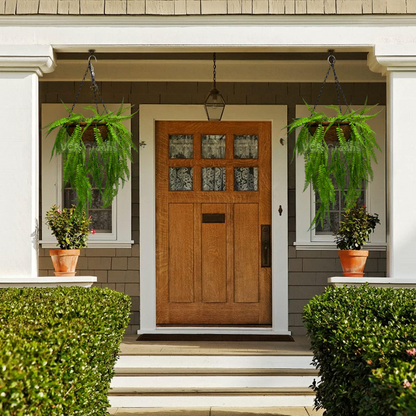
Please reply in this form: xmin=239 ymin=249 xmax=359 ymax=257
xmin=168 ymin=133 xmax=260 ymax=192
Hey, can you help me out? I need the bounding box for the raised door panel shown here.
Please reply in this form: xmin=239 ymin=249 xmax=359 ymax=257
xmin=168 ymin=203 xmax=194 ymax=303
xmin=234 ymin=203 xmax=259 ymax=303
xmin=201 ymin=204 xmax=227 ymax=303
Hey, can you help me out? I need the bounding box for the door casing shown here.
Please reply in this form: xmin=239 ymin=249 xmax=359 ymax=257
xmin=139 ymin=105 xmax=289 ymax=335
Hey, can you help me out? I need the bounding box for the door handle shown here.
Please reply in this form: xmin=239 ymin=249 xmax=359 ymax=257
xmin=261 ymin=225 xmax=271 ymax=268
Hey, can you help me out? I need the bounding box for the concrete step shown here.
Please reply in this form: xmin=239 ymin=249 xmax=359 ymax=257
xmin=110 ymin=375 xmax=315 ymax=389
xmin=109 ymin=387 xmax=315 ymax=395
xmin=108 ymin=407 xmax=325 ymax=415
xmin=115 ymin=355 xmax=314 ymax=369
xmin=108 ymin=395 xmax=316 ymax=408
xmin=114 ymin=367 xmax=318 ymax=376
xmin=110 ymin=354 xmax=317 ymax=408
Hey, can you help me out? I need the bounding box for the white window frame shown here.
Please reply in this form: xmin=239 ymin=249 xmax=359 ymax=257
xmin=40 ymin=103 xmax=133 ymax=248
xmin=295 ymin=105 xmax=387 ymax=251
xmin=139 ymin=104 xmax=289 ymax=335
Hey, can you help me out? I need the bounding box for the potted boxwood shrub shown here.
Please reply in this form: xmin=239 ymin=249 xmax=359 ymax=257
xmin=45 ymin=205 xmax=93 ymax=276
xmin=287 ymin=101 xmax=381 ymax=229
xmin=334 ymin=205 xmax=380 ymax=277
xmin=44 ymin=102 xmax=138 ymax=211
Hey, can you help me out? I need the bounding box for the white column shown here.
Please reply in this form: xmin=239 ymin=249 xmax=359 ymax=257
xmin=368 ymin=46 xmax=416 ymax=278
xmin=0 ymin=45 xmax=55 ymax=278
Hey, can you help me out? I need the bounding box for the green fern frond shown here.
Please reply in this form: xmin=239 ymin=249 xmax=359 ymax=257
xmin=45 ymin=102 xmax=137 ymax=211
xmin=288 ymin=100 xmax=382 ymax=229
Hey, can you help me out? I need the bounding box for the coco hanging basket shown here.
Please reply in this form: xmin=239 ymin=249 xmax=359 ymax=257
xmin=66 ymin=122 xmax=108 ymax=144
xmin=308 ymin=53 xmax=352 ymax=145
xmin=308 ymin=121 xmax=351 ymax=145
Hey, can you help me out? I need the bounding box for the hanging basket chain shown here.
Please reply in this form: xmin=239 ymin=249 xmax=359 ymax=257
xmin=330 ymin=59 xmax=350 ymax=113
xmin=213 ymin=52 xmax=217 ymax=89
xmin=70 ymin=53 xmax=108 ymax=116
xmin=89 ymin=57 xmax=108 ymax=115
xmin=313 ymin=53 xmax=351 ymax=114
xmin=71 ymin=64 xmax=90 ymax=114
xmin=312 ymin=65 xmax=332 ymax=113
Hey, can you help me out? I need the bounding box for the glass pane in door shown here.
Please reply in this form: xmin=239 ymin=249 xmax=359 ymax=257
xmin=234 ymin=167 xmax=258 ymax=191
xmin=202 ymin=167 xmax=226 ymax=191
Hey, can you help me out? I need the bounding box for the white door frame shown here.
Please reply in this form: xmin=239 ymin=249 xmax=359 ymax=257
xmin=139 ymin=105 xmax=289 ymax=335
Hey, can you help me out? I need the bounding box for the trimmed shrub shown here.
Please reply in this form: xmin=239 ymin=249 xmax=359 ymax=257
xmin=303 ymin=285 xmax=416 ymax=416
xmin=0 ymin=286 xmax=131 ymax=416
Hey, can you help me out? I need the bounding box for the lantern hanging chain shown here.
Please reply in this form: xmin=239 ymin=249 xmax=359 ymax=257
xmin=70 ymin=53 xmax=108 ymax=116
xmin=213 ymin=53 xmax=217 ymax=90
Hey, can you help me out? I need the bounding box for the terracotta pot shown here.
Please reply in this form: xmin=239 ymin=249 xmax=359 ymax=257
xmin=308 ymin=122 xmax=351 ymax=145
xmin=49 ymin=249 xmax=80 ymax=277
xmin=338 ymin=250 xmax=369 ymax=277
xmin=66 ymin=123 xmax=108 ymax=145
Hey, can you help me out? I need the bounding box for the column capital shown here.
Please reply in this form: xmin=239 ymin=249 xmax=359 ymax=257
xmin=368 ymin=45 xmax=416 ymax=75
xmin=0 ymin=45 xmax=56 ymax=77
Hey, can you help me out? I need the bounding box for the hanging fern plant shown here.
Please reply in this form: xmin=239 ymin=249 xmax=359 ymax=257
xmin=287 ymin=100 xmax=381 ymax=229
xmin=286 ymin=53 xmax=382 ymax=229
xmin=44 ymin=53 xmax=143 ymax=212
xmin=45 ymin=102 xmax=138 ymax=211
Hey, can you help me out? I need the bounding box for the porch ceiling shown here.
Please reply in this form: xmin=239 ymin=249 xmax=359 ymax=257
xmin=44 ymin=52 xmax=383 ymax=82
xmin=56 ymin=52 xmax=369 ymax=61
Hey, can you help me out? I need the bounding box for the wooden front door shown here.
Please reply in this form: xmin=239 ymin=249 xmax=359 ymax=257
xmin=156 ymin=121 xmax=272 ymax=326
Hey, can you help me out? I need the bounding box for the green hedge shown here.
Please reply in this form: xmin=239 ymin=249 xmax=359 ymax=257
xmin=303 ymin=285 xmax=416 ymax=416
xmin=0 ymin=287 xmax=131 ymax=416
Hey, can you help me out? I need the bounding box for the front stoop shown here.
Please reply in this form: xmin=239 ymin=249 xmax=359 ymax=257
xmin=108 ymin=407 xmax=325 ymax=415
xmin=109 ymin=341 xmax=318 ymax=408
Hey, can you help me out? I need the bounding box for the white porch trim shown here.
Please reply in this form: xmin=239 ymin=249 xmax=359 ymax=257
xmin=0 ymin=17 xmax=416 ymax=54
xmin=369 ymin=46 xmax=416 ymax=278
xmin=139 ymin=105 xmax=288 ymax=335
xmin=0 ymin=276 xmax=97 ymax=288
xmin=329 ymin=277 xmax=416 ymax=288
xmin=0 ymin=45 xmax=55 ymax=278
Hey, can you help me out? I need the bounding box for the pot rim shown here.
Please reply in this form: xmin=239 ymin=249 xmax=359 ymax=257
xmin=338 ymin=249 xmax=369 ymax=257
xmin=49 ymin=249 xmax=81 ymax=256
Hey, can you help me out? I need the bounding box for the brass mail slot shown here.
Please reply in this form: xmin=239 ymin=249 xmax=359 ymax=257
xmin=202 ymin=213 xmax=226 ymax=223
